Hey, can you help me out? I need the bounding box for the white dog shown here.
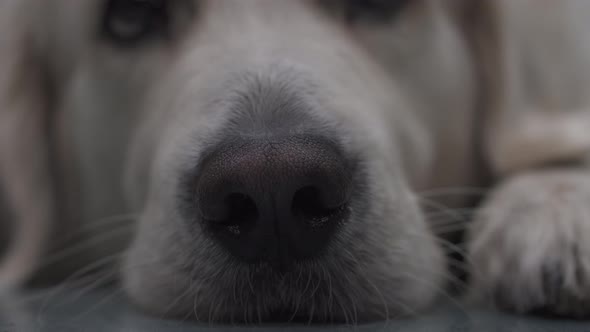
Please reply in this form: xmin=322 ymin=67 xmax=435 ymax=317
xmin=1 ymin=0 xmax=590 ymax=323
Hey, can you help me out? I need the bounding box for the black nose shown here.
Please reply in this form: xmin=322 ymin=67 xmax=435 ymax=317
xmin=195 ymin=136 xmax=353 ymax=268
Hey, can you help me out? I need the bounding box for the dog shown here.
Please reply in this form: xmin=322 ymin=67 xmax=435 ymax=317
xmin=1 ymin=0 xmax=590 ymax=323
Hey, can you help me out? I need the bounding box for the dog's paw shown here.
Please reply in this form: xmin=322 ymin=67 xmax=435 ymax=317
xmin=467 ymin=170 xmax=590 ymax=317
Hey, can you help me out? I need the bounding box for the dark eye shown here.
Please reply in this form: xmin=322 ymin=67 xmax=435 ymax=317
xmin=321 ymin=0 xmax=411 ymax=24
xmin=101 ymin=0 xmax=169 ymax=46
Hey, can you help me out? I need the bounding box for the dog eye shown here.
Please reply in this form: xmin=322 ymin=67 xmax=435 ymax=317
xmin=101 ymin=0 xmax=169 ymax=46
xmin=322 ymin=0 xmax=411 ymax=23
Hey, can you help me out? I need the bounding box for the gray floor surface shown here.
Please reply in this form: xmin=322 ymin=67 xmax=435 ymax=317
xmin=2 ymin=289 xmax=590 ymax=332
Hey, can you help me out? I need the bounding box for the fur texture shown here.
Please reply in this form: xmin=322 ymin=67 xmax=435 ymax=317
xmin=0 ymin=0 xmax=589 ymax=323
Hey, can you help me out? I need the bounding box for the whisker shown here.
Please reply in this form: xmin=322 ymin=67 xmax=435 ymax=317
xmin=65 ymin=267 xmax=124 ymax=304
xmin=417 ymin=187 xmax=489 ymax=198
xmin=425 ymin=208 xmax=477 ymax=223
xmin=192 ymin=278 xmax=201 ymax=322
xmin=362 ymin=271 xmax=392 ymax=322
xmin=432 ymin=223 xmax=470 ymax=235
xmin=71 ymin=288 xmax=126 ymax=320
xmin=35 ymin=253 xmax=124 ymax=323
xmin=17 ymin=263 xmax=119 ymax=307
xmin=308 ymin=267 xmax=324 ymax=303
xmin=434 ymin=238 xmax=469 ymax=262
xmin=337 ymin=247 xmax=381 ymax=324
xmin=334 ymin=288 xmax=352 ymax=326
xmin=162 ymin=282 xmax=194 ymax=320
xmin=398 ymin=270 xmax=469 ymax=316
xmin=256 ymin=295 xmax=263 ymax=326
xmin=62 ymin=213 xmax=138 ymax=240
xmin=286 ymin=269 xmax=307 ymax=323
xmin=36 ymin=225 xmax=133 ymax=273
xmin=420 ymin=198 xmax=472 ymax=221
xmin=436 ymin=264 xmax=470 ymax=291
xmin=306 ymin=300 xmax=316 ymax=326
xmin=400 ymin=230 xmax=473 ymax=288
xmin=445 ymin=256 xmax=472 ymax=276
xmin=391 ymin=231 xmax=471 ymax=310
xmin=322 ymin=265 xmax=334 ymax=324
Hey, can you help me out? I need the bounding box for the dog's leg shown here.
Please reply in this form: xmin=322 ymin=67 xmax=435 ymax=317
xmin=466 ymin=65 xmax=590 ymax=318
xmin=466 ymin=0 xmax=590 ymax=316
xmin=467 ymin=168 xmax=590 ymax=316
xmin=0 ymin=0 xmax=56 ymax=291
xmin=487 ymin=111 xmax=590 ymax=177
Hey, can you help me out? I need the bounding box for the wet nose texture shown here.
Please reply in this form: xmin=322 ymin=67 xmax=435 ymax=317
xmin=195 ymin=137 xmax=354 ymax=269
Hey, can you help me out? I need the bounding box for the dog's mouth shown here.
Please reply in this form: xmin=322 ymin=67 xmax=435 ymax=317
xmin=180 ymin=252 xmax=384 ymax=324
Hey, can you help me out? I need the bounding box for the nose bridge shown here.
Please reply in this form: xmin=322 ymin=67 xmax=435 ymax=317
xmin=189 ymin=0 xmax=338 ymax=67
xmin=204 ymin=0 xmax=317 ymax=40
xmin=177 ymin=0 xmax=397 ymax=124
xmin=166 ymin=1 xmax=332 ymax=117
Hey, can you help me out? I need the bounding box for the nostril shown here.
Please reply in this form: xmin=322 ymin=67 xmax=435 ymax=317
xmin=292 ymin=186 xmax=348 ymax=229
xmin=192 ymin=136 xmax=357 ymax=264
xmin=207 ymin=193 xmax=258 ymax=236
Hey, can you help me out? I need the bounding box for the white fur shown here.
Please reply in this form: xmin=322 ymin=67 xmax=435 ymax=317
xmin=1 ymin=0 xmax=590 ymax=322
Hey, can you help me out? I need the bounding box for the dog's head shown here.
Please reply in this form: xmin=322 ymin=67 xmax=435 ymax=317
xmin=0 ymin=0 xmax=497 ymax=323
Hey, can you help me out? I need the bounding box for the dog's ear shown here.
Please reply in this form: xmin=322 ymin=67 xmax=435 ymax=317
xmin=0 ymin=0 xmax=56 ymax=290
